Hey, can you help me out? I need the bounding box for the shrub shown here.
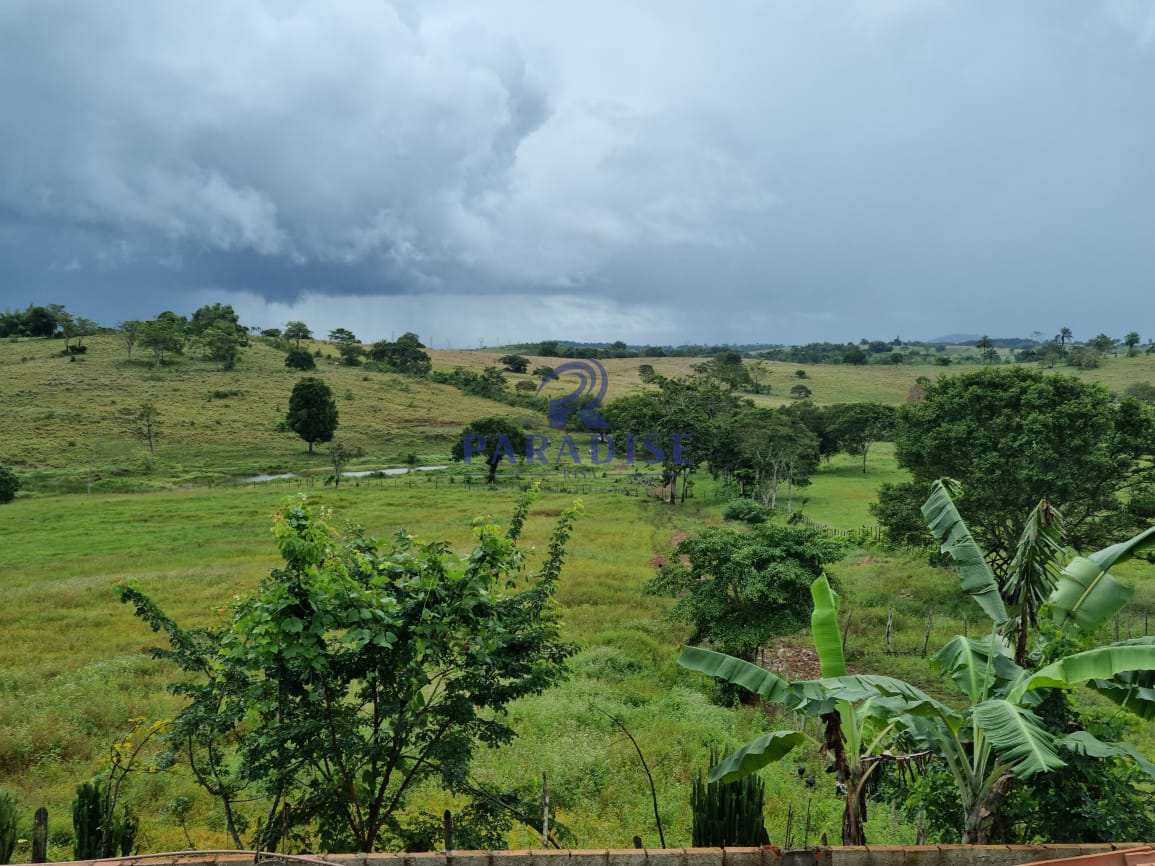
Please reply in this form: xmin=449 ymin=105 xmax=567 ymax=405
xmin=691 ymin=754 xmax=770 ymax=846
xmin=1125 ymin=381 xmax=1155 ymax=403
xmin=0 ymin=468 xmax=19 ymax=504
xmin=284 ymin=348 xmax=316 ymax=371
xmin=723 ymin=499 xmax=769 ymax=524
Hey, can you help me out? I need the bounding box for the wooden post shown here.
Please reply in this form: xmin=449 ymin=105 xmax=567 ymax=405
xmin=633 ymin=836 xmax=643 ymax=850
xmin=885 ymin=608 xmax=894 ymax=654
xmin=32 ymin=807 xmax=48 ymax=863
xmin=541 ymin=772 xmax=550 ymax=846
xmin=922 ymin=609 xmax=935 ymax=657
xmin=443 ymin=809 xmax=455 ymax=852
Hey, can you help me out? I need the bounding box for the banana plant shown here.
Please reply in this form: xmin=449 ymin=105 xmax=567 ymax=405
xmin=680 ymin=576 xmax=930 ymax=845
xmin=924 ymin=478 xmax=1155 ymax=707
xmin=681 ymin=579 xmax=1155 ymax=844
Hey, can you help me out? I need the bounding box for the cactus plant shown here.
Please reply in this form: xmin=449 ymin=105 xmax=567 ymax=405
xmin=72 ymin=781 xmax=138 ymax=860
xmin=0 ymin=790 xmax=18 ymax=865
xmin=691 ymin=752 xmax=770 ymax=847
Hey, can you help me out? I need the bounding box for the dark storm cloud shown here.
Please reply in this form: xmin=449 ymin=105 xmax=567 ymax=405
xmin=2 ymin=0 xmax=1155 ymax=343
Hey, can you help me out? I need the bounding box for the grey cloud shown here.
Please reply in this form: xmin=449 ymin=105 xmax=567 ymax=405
xmin=3 ymin=1 xmax=1155 ymax=343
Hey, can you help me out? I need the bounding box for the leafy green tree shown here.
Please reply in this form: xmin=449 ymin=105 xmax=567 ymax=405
xmin=827 ymin=403 xmax=896 ymax=473
xmin=451 ymin=417 xmax=528 ymax=482
xmin=498 ymin=353 xmax=529 ymax=373
xmin=189 ymin=303 xmax=243 ymax=336
xmin=284 ymin=321 xmax=313 ymax=346
xmin=1057 ymin=326 xmax=1072 ymax=348
xmin=201 ymin=322 xmax=245 ymax=370
xmin=1124 ymin=331 xmax=1141 ymax=355
xmin=284 ymin=347 xmax=316 ymax=370
xmin=286 ymin=377 xmax=338 ymax=453
xmin=118 ymin=495 xmax=579 ymax=852
xmin=730 ymin=408 xmax=820 ymax=509
xmin=138 ymin=314 xmax=187 ymax=366
xmin=325 ymin=441 xmax=364 ymax=488
xmin=369 ymin=335 xmax=431 ymax=375
xmin=789 ymin=383 xmax=812 ymax=400
xmin=135 ymin=402 xmax=161 ymax=456
xmin=61 ymin=314 xmax=99 ymax=354
xmin=649 ymin=523 xmax=843 ymax=659
xmin=694 ymin=351 xmax=754 ymax=391
xmin=881 ymin=368 xmax=1155 ymax=567
xmin=119 ymin=320 xmax=143 ymax=358
xmin=843 ymin=346 xmax=867 ymax=365
xmin=1090 ymin=333 xmax=1117 ymax=355
xmin=0 ymin=467 xmax=18 ymax=504
xmin=328 ymin=327 xmax=357 ymax=345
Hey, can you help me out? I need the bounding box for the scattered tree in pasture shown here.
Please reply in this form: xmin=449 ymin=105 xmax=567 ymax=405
xmin=119 ymin=320 xmax=142 ymax=358
xmin=451 ymin=416 xmax=528 ymax=482
xmin=533 ymin=365 xmax=556 ymax=379
xmin=515 ymin=380 xmax=537 ymax=392
xmin=188 ymin=303 xmax=243 ymax=337
xmin=0 ymin=466 xmax=19 ymax=504
xmin=650 ymin=523 xmax=843 ymax=660
xmin=117 ymin=494 xmax=579 ymax=852
xmin=637 ymin=363 xmax=656 ymax=382
xmin=729 ymin=408 xmax=820 ymax=509
xmin=61 ymin=314 xmax=99 ymax=354
xmin=827 ymin=402 xmax=896 ymax=473
xmin=328 ymin=327 xmax=357 ymax=345
xmin=284 ymin=347 xmax=316 ymax=370
xmin=498 ymin=353 xmax=530 ymax=373
xmin=1057 ymin=326 xmax=1072 ymax=348
xmin=325 ymin=440 xmax=364 ymax=487
xmin=286 ymin=377 xmax=338 ymax=453
xmin=200 ymin=322 xmax=245 ymax=370
xmin=879 ymin=367 xmax=1155 ymax=567
xmin=138 ymin=314 xmax=187 ymax=367
xmin=261 ymin=327 xmax=282 ymax=338
xmin=369 ymin=333 xmax=432 ymax=375
xmin=789 ymin=383 xmax=812 ymax=399
xmin=694 ymin=351 xmax=754 ymax=391
xmin=284 ymin=320 xmax=313 ymax=346
xmin=843 ymin=346 xmax=867 ymax=365
xmin=1124 ymin=331 xmax=1141 ymax=355
xmin=135 ymin=402 xmax=161 ymax=456
xmin=1090 ymin=333 xmax=1117 ymax=356
xmin=337 ymin=340 xmax=364 ymax=366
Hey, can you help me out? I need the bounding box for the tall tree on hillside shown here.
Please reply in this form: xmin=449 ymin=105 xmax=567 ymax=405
xmin=119 ymin=321 xmax=142 ymax=358
xmin=136 ymin=402 xmax=161 ymax=456
xmin=284 ymin=321 xmax=313 ymax=347
xmin=139 ymin=315 xmax=186 ymax=367
xmin=286 ymin=377 xmax=338 ymax=453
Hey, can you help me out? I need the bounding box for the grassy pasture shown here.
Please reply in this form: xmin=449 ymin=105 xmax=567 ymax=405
xmin=2 ymin=336 xmax=1155 ymax=854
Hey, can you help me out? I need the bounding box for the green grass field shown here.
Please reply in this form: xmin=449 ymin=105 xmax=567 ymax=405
xmin=2 ymin=338 xmax=1155 ymax=856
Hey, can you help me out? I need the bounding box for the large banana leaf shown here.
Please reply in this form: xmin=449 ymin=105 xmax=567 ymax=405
xmin=972 ymin=699 xmax=1065 ymax=778
xmin=921 ymin=479 xmax=1009 ymax=624
xmin=931 ymin=634 xmax=1023 ymax=703
xmin=796 ymin=674 xmax=961 ymax=728
xmin=1049 ymin=526 xmax=1155 ymax=632
xmin=1087 ymin=638 xmax=1155 ymax=720
xmin=1003 ymin=499 xmax=1066 ymax=610
xmin=677 ymin=645 xmax=793 ymax=703
xmin=810 ymin=574 xmax=847 ymax=677
xmin=1058 ymin=730 xmax=1155 ymax=777
xmin=707 ymin=730 xmax=809 ymax=783
xmin=1007 ymin=639 xmax=1155 ymax=704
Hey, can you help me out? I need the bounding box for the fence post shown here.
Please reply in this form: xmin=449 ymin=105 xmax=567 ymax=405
xmin=32 ymin=807 xmax=47 ymax=863
xmin=922 ymin=609 xmax=935 ymax=657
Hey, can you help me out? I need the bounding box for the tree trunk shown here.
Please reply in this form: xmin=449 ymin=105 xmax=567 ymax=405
xmin=308 ymin=440 xmax=314 ymax=454
xmin=487 ymin=456 xmax=499 ymax=483
xmin=963 ymin=775 xmax=1012 ymax=843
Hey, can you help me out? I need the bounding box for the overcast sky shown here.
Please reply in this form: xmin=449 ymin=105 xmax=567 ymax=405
xmin=3 ymin=1 xmax=1155 ymax=346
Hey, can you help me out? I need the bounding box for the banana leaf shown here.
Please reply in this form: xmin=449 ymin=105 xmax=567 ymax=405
xmin=810 ymin=574 xmax=846 ymax=677
xmin=931 ymin=634 xmax=1022 ymax=703
xmin=1057 ymin=730 xmax=1155 ymax=777
xmin=921 ymin=479 xmax=1008 ymax=624
xmin=1050 ymin=526 xmax=1155 ymax=632
xmin=972 ymin=699 xmax=1065 ymax=778
xmin=707 ymin=730 xmax=809 ymax=784
xmin=677 ymin=645 xmax=793 ymax=703
xmin=1008 ymin=639 xmax=1155 ymax=704
xmin=796 ymin=673 xmax=961 ymax=728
